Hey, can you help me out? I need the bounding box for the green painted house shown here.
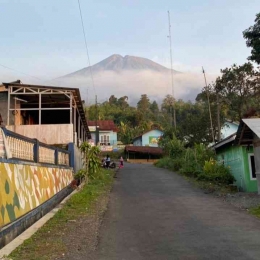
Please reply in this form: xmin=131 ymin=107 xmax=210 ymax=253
xmin=213 ymin=118 xmax=260 ymax=193
xmin=214 ymin=133 xmax=256 ymax=192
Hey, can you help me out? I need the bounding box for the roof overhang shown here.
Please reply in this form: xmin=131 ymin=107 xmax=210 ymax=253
xmin=235 ymin=118 xmax=260 ymax=145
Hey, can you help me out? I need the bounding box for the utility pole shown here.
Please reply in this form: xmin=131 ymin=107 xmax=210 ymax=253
xmin=202 ymin=67 xmax=215 ymax=143
xmin=95 ymin=95 xmax=99 ymax=145
xmin=216 ymin=92 xmax=221 ymax=141
xmin=168 ymin=10 xmax=176 ymax=129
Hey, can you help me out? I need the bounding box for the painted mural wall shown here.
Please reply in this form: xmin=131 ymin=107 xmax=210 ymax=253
xmin=142 ymin=130 xmax=163 ymax=147
xmin=0 ymin=162 xmax=73 ymax=228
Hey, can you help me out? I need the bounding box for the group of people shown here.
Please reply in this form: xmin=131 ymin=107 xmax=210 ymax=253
xmin=102 ymin=155 xmax=124 ymax=169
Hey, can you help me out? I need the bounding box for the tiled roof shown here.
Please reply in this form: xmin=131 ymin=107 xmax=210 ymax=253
xmin=125 ymin=145 xmax=163 ymax=155
xmin=87 ymin=120 xmax=118 ymax=132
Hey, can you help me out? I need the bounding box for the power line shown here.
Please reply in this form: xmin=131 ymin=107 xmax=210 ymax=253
xmin=167 ymin=10 xmax=176 ymax=129
xmin=77 ymin=0 xmax=96 ymax=96
xmin=0 ymin=63 xmax=43 ymax=81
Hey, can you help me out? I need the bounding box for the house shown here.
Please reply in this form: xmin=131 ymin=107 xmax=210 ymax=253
xmin=0 ymin=81 xmax=91 ymax=172
xmin=133 ymin=129 xmax=163 ymax=147
xmin=235 ymin=118 xmax=260 ymax=194
xmin=87 ymin=120 xmax=118 ymax=151
xmin=213 ymin=118 xmax=259 ymax=193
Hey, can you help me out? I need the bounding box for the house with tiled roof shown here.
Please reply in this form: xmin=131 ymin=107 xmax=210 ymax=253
xmin=87 ymin=120 xmax=118 ymax=151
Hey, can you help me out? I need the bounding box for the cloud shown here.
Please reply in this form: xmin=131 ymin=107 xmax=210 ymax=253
xmin=55 ymin=70 xmax=219 ymax=105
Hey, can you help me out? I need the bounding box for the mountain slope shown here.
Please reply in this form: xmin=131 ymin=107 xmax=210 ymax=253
xmin=63 ymin=54 xmax=178 ymax=78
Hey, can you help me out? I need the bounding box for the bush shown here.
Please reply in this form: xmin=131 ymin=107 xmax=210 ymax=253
xmin=154 ymin=157 xmax=174 ymax=169
xmin=197 ymin=159 xmax=235 ymax=185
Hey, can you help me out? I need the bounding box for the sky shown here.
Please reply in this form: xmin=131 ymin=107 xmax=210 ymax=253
xmin=0 ymin=0 xmax=259 ymax=102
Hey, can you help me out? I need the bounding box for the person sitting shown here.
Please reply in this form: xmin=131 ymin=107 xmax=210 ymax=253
xmin=106 ymin=154 xmax=111 ymax=168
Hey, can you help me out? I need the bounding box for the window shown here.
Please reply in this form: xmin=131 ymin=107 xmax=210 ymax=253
xmin=100 ymin=135 xmax=110 ymax=145
xmin=248 ymin=154 xmax=256 ymax=180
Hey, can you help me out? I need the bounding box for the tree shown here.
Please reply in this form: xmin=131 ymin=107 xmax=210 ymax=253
xmin=243 ymin=13 xmax=260 ymax=64
xmin=214 ymin=62 xmax=259 ymax=120
xmin=150 ymin=101 xmax=159 ymax=114
xmin=108 ymin=95 xmax=118 ymax=105
xmin=137 ymin=94 xmax=151 ymax=112
xmin=117 ymin=96 xmax=129 ymax=109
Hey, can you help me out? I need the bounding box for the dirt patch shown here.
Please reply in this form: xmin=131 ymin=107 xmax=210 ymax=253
xmin=58 ymin=190 xmax=110 ymax=260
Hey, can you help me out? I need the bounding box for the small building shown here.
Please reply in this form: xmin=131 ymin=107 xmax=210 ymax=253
xmin=213 ymin=118 xmax=259 ymax=193
xmin=235 ymin=118 xmax=260 ymax=194
xmin=87 ymin=120 xmax=118 ymax=151
xmin=213 ymin=133 xmax=256 ymax=192
xmin=133 ymin=129 xmax=163 ymax=147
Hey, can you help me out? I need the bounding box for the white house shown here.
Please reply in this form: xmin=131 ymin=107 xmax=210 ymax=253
xmin=87 ymin=120 xmax=118 ymax=151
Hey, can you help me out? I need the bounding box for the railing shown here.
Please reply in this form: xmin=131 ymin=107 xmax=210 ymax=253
xmin=1 ymin=127 xmax=70 ymax=167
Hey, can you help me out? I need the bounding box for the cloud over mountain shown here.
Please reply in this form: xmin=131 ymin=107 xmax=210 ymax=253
xmin=56 ymin=54 xmax=217 ymax=105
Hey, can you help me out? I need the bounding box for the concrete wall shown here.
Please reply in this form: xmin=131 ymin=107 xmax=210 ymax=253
xmin=142 ymin=130 xmax=163 ymax=147
xmin=0 ymin=161 xmax=73 ymax=228
xmin=7 ymin=124 xmax=73 ymax=145
xmin=72 ymin=143 xmax=84 ymax=173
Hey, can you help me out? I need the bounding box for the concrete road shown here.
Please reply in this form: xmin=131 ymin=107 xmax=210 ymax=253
xmin=95 ymin=164 xmax=260 ymax=260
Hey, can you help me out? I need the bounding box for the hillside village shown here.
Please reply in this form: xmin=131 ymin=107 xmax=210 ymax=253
xmin=0 ymin=4 xmax=260 ymax=260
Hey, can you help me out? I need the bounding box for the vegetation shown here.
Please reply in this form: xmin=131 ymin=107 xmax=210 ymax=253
xmin=155 ymin=132 xmax=235 ymax=187
xmin=243 ymin=12 xmax=260 ymax=64
xmin=9 ymin=168 xmax=113 ymax=260
xmin=75 ymin=142 xmax=101 ymax=184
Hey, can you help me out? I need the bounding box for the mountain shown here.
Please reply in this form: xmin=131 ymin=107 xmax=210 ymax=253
xmin=57 ymin=54 xmax=204 ymax=104
xmin=62 ymin=54 xmax=178 ymax=78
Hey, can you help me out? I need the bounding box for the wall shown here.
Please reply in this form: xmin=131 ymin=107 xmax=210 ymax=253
xmin=0 ymin=92 xmax=15 ymax=125
xmin=71 ymin=143 xmax=84 ymax=173
xmin=241 ymin=146 xmax=257 ymax=192
xmin=254 ymin=138 xmax=260 ymax=195
xmin=216 ymin=145 xmax=245 ymax=191
xmin=142 ymin=130 xmax=163 ymax=147
xmin=221 ymin=122 xmax=238 ymax=139
xmin=0 ymin=162 xmax=73 ymax=228
xmin=216 ymin=145 xmax=257 ymax=192
xmin=133 ymin=137 xmax=142 ymax=146
xmin=7 ymin=124 xmax=73 ymax=145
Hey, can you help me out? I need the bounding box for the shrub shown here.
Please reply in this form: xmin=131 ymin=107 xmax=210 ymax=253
xmin=197 ymin=159 xmax=235 ymax=185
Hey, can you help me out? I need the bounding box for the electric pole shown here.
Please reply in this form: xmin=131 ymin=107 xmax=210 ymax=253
xmin=95 ymin=95 xmax=99 ymax=145
xmin=168 ymin=10 xmax=176 ymax=129
xmin=202 ymin=67 xmax=215 ymax=143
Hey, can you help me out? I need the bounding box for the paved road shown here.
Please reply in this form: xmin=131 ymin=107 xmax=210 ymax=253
xmin=95 ymin=163 xmax=260 ymax=260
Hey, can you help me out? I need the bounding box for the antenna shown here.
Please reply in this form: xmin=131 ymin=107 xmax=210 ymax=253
xmin=168 ymin=10 xmax=176 ymax=129
xmin=202 ymin=67 xmax=215 ymax=143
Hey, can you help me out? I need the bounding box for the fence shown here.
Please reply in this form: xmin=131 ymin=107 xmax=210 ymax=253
xmin=1 ymin=127 xmax=70 ymax=166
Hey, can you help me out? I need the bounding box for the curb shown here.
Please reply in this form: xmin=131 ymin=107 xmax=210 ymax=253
xmin=0 ymin=183 xmax=85 ymax=259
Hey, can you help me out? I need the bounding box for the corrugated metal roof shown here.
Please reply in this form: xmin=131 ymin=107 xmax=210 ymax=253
xmin=242 ymin=118 xmax=260 ymax=138
xmin=212 ymin=133 xmax=236 ymax=149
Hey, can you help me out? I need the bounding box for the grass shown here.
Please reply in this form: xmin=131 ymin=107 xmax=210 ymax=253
xmin=8 ymin=168 xmax=114 ymax=260
xmin=155 ymin=158 xmax=237 ymax=195
xmin=249 ymin=207 xmax=260 ymax=218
